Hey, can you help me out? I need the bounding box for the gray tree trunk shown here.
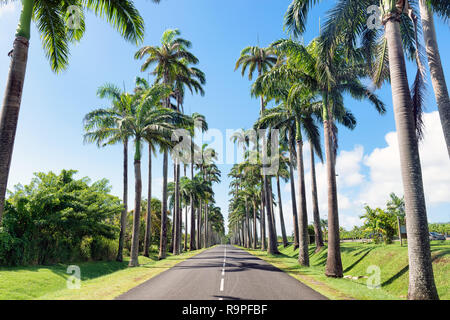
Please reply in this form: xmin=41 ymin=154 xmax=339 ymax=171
xmin=310 ymin=143 xmax=324 ymax=251
xmin=173 ymin=163 xmax=181 ymax=255
xmin=260 ymin=186 xmax=266 ymax=250
xmin=276 ymin=175 xmax=288 ymax=247
xmin=144 ymin=144 xmax=152 ymax=257
xmin=289 ymin=142 xmax=299 ymax=249
xmin=117 ymin=139 xmax=128 ymax=262
xmin=264 ymin=176 xmax=279 ymax=254
xmin=129 ymin=158 xmax=142 ymax=267
xmin=189 ymin=195 xmax=196 ymax=250
xmin=0 ymin=37 xmax=29 ymax=225
xmin=158 ymin=150 xmax=169 ymax=260
xmin=252 ymin=201 xmax=258 ymax=249
xmin=324 ymin=119 xmax=343 ymax=277
xmin=419 ymin=0 xmax=450 ymax=158
xmin=296 ymin=140 xmax=309 ymax=266
xmin=385 ymin=16 xmax=438 ymax=299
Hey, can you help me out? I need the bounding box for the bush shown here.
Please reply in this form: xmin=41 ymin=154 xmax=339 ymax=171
xmin=91 ymin=237 xmax=117 ymax=261
xmin=0 ymin=170 xmax=122 ymax=266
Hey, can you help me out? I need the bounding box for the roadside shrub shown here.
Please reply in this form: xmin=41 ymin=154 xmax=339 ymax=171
xmin=91 ymin=237 xmax=117 ymax=261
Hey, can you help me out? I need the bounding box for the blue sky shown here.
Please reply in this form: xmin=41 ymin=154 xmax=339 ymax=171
xmin=0 ymin=0 xmax=449 ymax=235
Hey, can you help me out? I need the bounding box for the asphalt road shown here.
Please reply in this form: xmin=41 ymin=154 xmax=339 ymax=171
xmin=116 ymin=245 xmax=327 ymax=300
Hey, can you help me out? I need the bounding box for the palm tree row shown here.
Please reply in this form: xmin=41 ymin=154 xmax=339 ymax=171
xmin=229 ymin=0 xmax=447 ymax=300
xmin=287 ymin=0 xmax=447 ymax=300
xmin=84 ymin=29 xmax=224 ymax=266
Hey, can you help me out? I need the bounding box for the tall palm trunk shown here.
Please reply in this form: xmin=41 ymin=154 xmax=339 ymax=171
xmin=173 ymin=164 xmax=180 ymax=255
xmin=245 ymin=200 xmax=251 ymax=248
xmin=0 ymin=1 xmax=33 ymax=225
xmin=260 ymin=184 xmax=266 ymax=250
xmin=248 ymin=209 xmax=252 ymax=247
xmin=384 ymin=13 xmax=438 ymax=299
xmin=189 ymin=160 xmax=196 ymax=250
xmin=117 ymin=139 xmax=128 ymax=261
xmin=144 ymin=144 xmax=152 ymax=257
xmin=323 ymin=100 xmax=343 ymax=277
xmin=184 ymin=203 xmax=188 ymax=251
xmin=269 ymin=180 xmax=276 ymax=232
xmin=129 ymin=150 xmax=142 ymax=267
xmin=264 ymin=176 xmax=279 ymax=254
xmin=197 ymin=201 xmax=202 ymax=248
xmin=296 ymin=138 xmax=309 ymax=266
xmin=204 ymin=202 xmax=208 ymax=248
xmin=158 ymin=150 xmax=169 ymax=260
xmin=177 ymin=164 xmax=182 ymax=252
xmin=189 ymin=195 xmax=196 ymax=250
xmin=276 ymin=175 xmax=288 ymax=247
xmin=289 ymin=142 xmax=299 ymax=249
xmin=252 ymin=201 xmax=258 ymax=249
xmin=419 ymin=0 xmax=450 ymax=157
xmin=310 ymin=143 xmax=324 ymax=251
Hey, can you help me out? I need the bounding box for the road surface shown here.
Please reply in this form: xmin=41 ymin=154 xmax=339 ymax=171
xmin=116 ymin=245 xmax=327 ymax=300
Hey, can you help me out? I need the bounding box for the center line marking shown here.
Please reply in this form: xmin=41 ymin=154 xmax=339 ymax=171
xmin=220 ymin=278 xmax=224 ymax=291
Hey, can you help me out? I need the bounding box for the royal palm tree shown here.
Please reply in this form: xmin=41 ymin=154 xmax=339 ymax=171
xmin=83 ymin=84 xmax=134 ymax=262
xmin=255 ymin=88 xmax=324 ymax=265
xmin=306 ymin=0 xmax=439 ymax=299
xmin=120 ymin=84 xmax=188 ymax=266
xmin=135 ymin=29 xmax=199 ymax=258
xmin=0 ymin=0 xmax=149 ymax=225
xmin=235 ymin=46 xmax=279 ymax=254
xmin=257 ymin=38 xmax=384 ymax=274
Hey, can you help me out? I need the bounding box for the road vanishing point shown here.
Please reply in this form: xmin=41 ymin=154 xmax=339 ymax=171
xmin=116 ymin=245 xmax=327 ymax=300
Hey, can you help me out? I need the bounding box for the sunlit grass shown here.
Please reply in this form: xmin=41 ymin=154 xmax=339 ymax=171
xmin=0 ymin=248 xmax=207 ymax=300
xmin=243 ymin=241 xmax=449 ymax=300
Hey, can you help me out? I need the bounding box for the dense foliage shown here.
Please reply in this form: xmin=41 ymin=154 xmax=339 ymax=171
xmin=0 ymin=170 xmax=122 ymax=266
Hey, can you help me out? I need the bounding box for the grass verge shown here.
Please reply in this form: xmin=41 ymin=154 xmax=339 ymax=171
xmin=242 ymin=241 xmax=449 ymax=300
xmin=0 ymin=248 xmax=207 ymax=300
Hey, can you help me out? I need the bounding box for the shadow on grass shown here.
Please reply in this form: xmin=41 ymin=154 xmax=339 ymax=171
xmin=343 ymin=248 xmax=374 ymax=273
xmin=382 ymin=264 xmax=409 ymax=287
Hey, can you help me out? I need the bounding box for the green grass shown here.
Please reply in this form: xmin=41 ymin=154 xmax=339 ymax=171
xmin=243 ymin=241 xmax=449 ymax=300
xmin=0 ymin=248 xmax=207 ymax=300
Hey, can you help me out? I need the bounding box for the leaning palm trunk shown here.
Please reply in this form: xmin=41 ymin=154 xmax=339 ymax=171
xmin=384 ymin=12 xmax=438 ymax=299
xmin=0 ymin=36 xmax=30 ymax=225
xmin=310 ymin=143 xmax=324 ymax=251
xmin=117 ymin=139 xmax=128 ymax=261
xmin=144 ymin=145 xmax=152 ymax=257
xmin=289 ymin=143 xmax=300 ymax=249
xmin=296 ymin=139 xmax=309 ymax=266
xmin=129 ymin=158 xmax=142 ymax=267
xmin=276 ymin=175 xmax=288 ymax=247
xmin=323 ymin=116 xmax=342 ymax=277
xmin=158 ymin=150 xmax=169 ymax=260
xmin=419 ymin=0 xmax=450 ymax=158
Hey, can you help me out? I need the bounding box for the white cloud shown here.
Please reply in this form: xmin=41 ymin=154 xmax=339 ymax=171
xmin=361 ymin=111 xmax=450 ymax=207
